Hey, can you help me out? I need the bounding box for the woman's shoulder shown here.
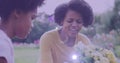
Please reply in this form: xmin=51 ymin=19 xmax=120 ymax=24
xmin=77 ymin=33 xmax=91 ymax=45
xmin=40 ymin=29 xmax=58 ymax=39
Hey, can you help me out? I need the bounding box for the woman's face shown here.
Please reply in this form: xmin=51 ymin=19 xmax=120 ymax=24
xmin=61 ymin=10 xmax=83 ymax=38
xmin=14 ymin=9 xmax=37 ymax=39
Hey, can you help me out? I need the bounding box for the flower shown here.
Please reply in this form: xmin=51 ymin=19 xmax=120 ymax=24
xmin=74 ymin=42 xmax=117 ymax=63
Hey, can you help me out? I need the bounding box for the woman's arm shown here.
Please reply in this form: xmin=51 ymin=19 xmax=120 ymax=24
xmin=0 ymin=57 xmax=7 ymax=63
xmin=39 ymin=33 xmax=53 ymax=63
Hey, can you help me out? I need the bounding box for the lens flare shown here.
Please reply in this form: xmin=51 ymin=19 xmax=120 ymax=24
xmin=72 ymin=54 xmax=77 ymax=60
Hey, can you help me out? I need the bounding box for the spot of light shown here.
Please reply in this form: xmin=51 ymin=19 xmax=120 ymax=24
xmin=72 ymin=54 xmax=77 ymax=60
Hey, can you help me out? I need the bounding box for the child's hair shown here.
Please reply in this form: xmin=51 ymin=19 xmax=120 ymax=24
xmin=0 ymin=0 xmax=44 ymax=20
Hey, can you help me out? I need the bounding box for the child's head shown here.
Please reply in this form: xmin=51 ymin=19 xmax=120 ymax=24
xmin=0 ymin=0 xmax=44 ymax=39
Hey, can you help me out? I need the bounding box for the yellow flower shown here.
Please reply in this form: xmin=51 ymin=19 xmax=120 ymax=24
xmin=105 ymin=50 xmax=117 ymax=63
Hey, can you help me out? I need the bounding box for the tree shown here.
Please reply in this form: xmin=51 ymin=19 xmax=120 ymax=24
xmin=93 ymin=11 xmax=114 ymax=34
xmin=110 ymin=0 xmax=120 ymax=34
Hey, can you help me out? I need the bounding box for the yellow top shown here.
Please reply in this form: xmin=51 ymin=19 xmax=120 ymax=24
xmin=39 ymin=29 xmax=90 ymax=63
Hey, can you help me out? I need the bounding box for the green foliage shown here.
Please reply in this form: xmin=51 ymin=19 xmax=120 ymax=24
xmin=80 ymin=26 xmax=96 ymax=38
xmin=113 ymin=33 xmax=120 ymax=45
xmin=26 ymin=20 xmax=56 ymax=43
xmin=12 ymin=21 xmax=55 ymax=43
xmin=110 ymin=0 xmax=120 ymax=34
xmin=114 ymin=46 xmax=120 ymax=58
xmin=80 ymin=57 xmax=94 ymax=63
xmin=94 ymin=11 xmax=114 ymax=34
xmin=12 ymin=13 xmax=57 ymax=43
xmin=93 ymin=0 xmax=120 ymax=34
xmin=114 ymin=0 xmax=120 ymax=12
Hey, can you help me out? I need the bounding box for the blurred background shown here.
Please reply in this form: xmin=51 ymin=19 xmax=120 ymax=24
xmin=12 ymin=0 xmax=120 ymax=63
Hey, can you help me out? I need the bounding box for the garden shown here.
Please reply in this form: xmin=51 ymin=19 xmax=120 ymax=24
xmin=13 ymin=0 xmax=120 ymax=63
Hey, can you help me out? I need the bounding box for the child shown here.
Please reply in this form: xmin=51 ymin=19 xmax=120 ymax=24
xmin=0 ymin=0 xmax=44 ymax=63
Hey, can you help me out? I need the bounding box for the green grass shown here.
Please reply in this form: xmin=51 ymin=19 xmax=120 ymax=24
xmin=14 ymin=47 xmax=39 ymax=63
xmin=14 ymin=46 xmax=120 ymax=63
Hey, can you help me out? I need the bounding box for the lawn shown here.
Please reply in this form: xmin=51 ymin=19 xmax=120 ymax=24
xmin=14 ymin=46 xmax=120 ymax=63
xmin=14 ymin=46 xmax=39 ymax=63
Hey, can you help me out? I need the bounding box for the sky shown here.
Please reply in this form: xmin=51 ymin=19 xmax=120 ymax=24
xmin=38 ymin=0 xmax=114 ymax=15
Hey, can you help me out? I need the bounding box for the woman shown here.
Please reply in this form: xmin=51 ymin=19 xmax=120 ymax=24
xmin=0 ymin=0 xmax=44 ymax=63
xmin=39 ymin=0 xmax=93 ymax=63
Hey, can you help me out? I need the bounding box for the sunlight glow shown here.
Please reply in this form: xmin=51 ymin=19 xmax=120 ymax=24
xmin=72 ymin=54 xmax=77 ymax=60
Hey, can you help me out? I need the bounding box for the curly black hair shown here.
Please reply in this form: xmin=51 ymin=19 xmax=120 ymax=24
xmin=54 ymin=0 xmax=94 ymax=27
xmin=0 ymin=0 xmax=44 ymax=20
